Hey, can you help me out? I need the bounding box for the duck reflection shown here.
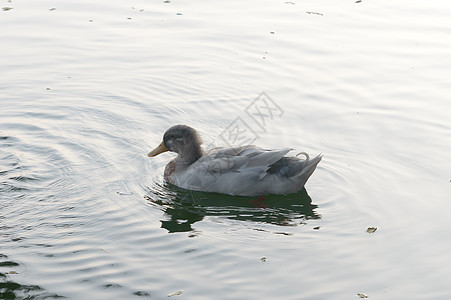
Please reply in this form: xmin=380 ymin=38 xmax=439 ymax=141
xmin=145 ymin=183 xmax=320 ymax=233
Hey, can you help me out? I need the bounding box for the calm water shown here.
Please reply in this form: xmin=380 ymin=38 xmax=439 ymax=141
xmin=1 ymin=0 xmax=450 ymax=299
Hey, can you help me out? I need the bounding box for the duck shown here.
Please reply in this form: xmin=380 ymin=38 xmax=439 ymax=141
xmin=148 ymin=124 xmax=322 ymax=196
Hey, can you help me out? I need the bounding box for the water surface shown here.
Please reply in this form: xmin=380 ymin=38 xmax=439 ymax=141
xmin=1 ymin=0 xmax=451 ymax=299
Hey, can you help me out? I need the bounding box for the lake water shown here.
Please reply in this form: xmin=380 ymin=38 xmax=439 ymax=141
xmin=1 ymin=0 xmax=450 ymax=299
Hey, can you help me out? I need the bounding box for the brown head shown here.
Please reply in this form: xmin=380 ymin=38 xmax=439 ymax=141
xmin=147 ymin=125 xmax=203 ymax=164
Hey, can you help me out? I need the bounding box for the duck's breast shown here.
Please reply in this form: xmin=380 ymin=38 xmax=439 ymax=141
xmin=164 ymin=160 xmax=177 ymax=183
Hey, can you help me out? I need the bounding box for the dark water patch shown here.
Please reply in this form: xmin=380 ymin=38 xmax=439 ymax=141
xmin=8 ymin=175 xmax=40 ymax=182
xmin=103 ymin=283 xmax=122 ymax=289
xmin=133 ymin=290 xmax=151 ymax=297
xmin=0 ymin=280 xmax=64 ymax=299
xmin=0 ymin=183 xmax=30 ymax=193
xmin=0 ymin=262 xmax=19 ymax=267
xmin=0 ymin=136 xmax=20 ymax=144
xmin=34 ymin=243 xmax=54 ymax=248
xmin=0 ymin=255 xmax=64 ymax=299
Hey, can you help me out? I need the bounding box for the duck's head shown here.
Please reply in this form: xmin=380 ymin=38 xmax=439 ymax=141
xmin=147 ymin=124 xmax=203 ymax=164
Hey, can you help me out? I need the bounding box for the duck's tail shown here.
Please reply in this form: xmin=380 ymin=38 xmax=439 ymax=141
xmin=294 ymin=152 xmax=322 ymax=182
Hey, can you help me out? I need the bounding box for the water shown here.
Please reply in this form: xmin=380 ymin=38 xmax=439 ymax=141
xmin=1 ymin=0 xmax=450 ymax=299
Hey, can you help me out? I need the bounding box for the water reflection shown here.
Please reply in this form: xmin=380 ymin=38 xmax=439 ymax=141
xmin=145 ymin=183 xmax=320 ymax=233
xmin=0 ymin=254 xmax=62 ymax=299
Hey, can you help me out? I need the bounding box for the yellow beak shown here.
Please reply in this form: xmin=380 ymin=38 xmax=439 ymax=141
xmin=147 ymin=141 xmax=168 ymax=157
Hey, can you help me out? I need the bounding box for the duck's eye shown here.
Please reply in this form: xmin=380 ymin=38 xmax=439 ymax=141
xmin=166 ymin=134 xmax=179 ymax=141
xmin=165 ymin=134 xmax=182 ymax=145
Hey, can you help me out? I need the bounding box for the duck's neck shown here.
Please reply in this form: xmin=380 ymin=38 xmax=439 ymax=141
xmin=176 ymin=143 xmax=203 ymax=165
xmin=191 ymin=144 xmax=203 ymax=163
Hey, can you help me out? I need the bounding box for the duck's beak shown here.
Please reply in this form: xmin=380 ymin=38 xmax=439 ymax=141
xmin=147 ymin=141 xmax=168 ymax=157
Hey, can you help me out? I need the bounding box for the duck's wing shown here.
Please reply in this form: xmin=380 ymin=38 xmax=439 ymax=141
xmin=199 ymin=146 xmax=291 ymax=179
xmin=204 ymin=145 xmax=254 ymax=158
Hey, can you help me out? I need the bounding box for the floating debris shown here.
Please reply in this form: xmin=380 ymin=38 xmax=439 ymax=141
xmin=101 ymin=248 xmax=111 ymax=253
xmin=176 ymin=12 xmax=183 ymax=15
xmin=134 ymin=291 xmax=151 ymax=297
xmin=261 ymin=256 xmax=267 ymax=262
xmin=270 ymin=31 xmax=275 ymax=34
xmin=117 ymin=191 xmax=133 ymax=196
xmin=2 ymin=7 xmax=14 ymax=11
xmin=367 ymin=227 xmax=377 ymax=234
xmin=168 ymin=290 xmax=183 ymax=297
xmin=313 ymin=226 xmax=321 ymax=230
xmin=164 ymin=0 xmax=171 ymax=3
xmin=46 ymin=87 xmax=51 ymax=90
xmin=7 ymin=271 xmax=19 ymax=274
xmin=49 ymin=7 xmax=56 ymax=11
xmin=284 ymin=1 xmax=296 ymax=4
xmin=306 ymin=11 xmax=323 ymax=16
xmin=357 ymin=293 xmax=368 ymax=298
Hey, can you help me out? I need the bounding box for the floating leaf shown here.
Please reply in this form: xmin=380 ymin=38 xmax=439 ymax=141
xmin=357 ymin=293 xmax=368 ymax=298
xmin=306 ymin=11 xmax=323 ymax=16
xmin=2 ymin=7 xmax=14 ymax=11
xmin=168 ymin=290 xmax=183 ymax=297
xmin=366 ymin=227 xmax=377 ymax=234
xmin=8 ymin=271 xmax=19 ymax=274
